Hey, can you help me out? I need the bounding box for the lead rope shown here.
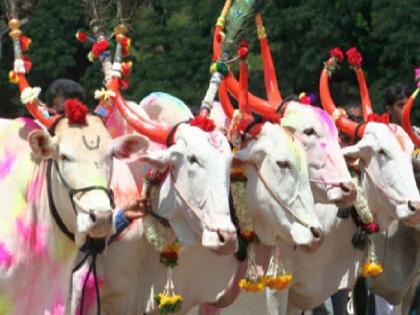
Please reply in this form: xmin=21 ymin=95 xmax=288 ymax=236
xmin=252 ymin=164 xmax=312 ymax=229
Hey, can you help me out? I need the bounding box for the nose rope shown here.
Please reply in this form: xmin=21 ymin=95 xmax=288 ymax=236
xmin=251 ymin=164 xmax=312 ymax=229
xmin=362 ymin=164 xmax=407 ymax=205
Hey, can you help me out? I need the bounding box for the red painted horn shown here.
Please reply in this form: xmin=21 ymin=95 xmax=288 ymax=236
xmin=402 ymin=89 xmax=420 ymax=146
xmin=319 ymin=62 xmax=365 ymax=139
xmin=108 ymin=78 xmax=173 ymax=145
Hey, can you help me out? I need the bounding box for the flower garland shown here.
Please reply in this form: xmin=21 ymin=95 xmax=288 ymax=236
xmin=231 ymin=175 xmax=293 ymax=292
xmin=142 ymin=173 xmax=183 ymax=314
xmin=351 ymin=172 xmax=383 ymax=277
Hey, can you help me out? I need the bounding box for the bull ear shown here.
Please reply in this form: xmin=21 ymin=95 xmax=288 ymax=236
xmin=137 ymin=142 xmax=184 ymax=171
xmin=112 ymin=134 xmax=150 ymax=161
xmin=341 ymin=137 xmax=372 ymax=160
xmin=233 ymin=141 xmax=265 ymax=167
xmin=28 ymin=130 xmax=57 ymax=159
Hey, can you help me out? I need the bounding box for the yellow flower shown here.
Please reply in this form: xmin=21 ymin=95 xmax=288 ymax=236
xmin=361 ymin=262 xmax=383 ymax=277
xmin=162 ymin=243 xmax=181 ymax=254
xmin=239 ymin=278 xmax=265 ymax=293
xmin=156 ymin=293 xmax=183 ymax=314
xmin=263 ymin=274 xmax=293 ymax=290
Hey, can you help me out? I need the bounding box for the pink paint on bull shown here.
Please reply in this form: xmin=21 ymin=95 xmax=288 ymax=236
xmin=0 ymin=243 xmax=13 ymax=268
xmin=15 ymin=219 xmax=47 ymax=255
xmin=0 ymin=154 xmax=16 ymax=181
xmin=76 ymin=271 xmax=104 ymax=315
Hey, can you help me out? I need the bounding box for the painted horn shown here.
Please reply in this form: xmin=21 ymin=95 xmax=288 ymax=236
xmin=402 ymin=88 xmax=420 ymax=146
xmin=319 ymin=61 xmax=365 ymax=139
xmin=219 ymin=60 xmax=261 ymax=136
xmin=8 ymin=18 xmax=58 ymax=128
xmin=212 ymin=0 xmax=233 ymax=61
xmin=108 ymin=78 xmax=173 ymax=145
xmin=354 ymin=67 xmax=373 ymax=120
xmin=255 ymin=14 xmax=282 ymax=105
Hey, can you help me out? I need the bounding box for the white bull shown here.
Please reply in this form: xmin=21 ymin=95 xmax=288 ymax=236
xmin=0 ymin=114 xmax=148 ymax=315
xmin=71 ymin=93 xmax=237 ymax=315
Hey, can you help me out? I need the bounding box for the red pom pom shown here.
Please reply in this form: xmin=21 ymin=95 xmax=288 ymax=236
xmin=329 ymin=47 xmax=344 ymax=63
xmin=22 ymin=55 xmax=32 ymax=72
xmin=299 ymin=95 xmax=312 ymax=105
xmin=190 ymin=116 xmax=216 ymax=132
xmin=65 ymin=99 xmax=88 ymax=125
xmin=238 ymin=40 xmax=249 ymax=59
xmin=20 ymin=36 xmax=32 ymax=52
xmin=367 ymin=113 xmax=389 ymax=124
xmin=363 ymin=222 xmax=379 ymax=234
xmin=92 ymin=39 xmax=110 ymax=58
xmin=120 ymin=36 xmax=131 ymax=57
xmin=76 ymin=31 xmax=88 ymax=43
xmin=346 ymin=47 xmax=363 ymax=67
xmin=121 ymin=61 xmax=132 ymax=77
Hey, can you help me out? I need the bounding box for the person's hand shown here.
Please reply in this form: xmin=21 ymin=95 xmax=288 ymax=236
xmin=122 ymin=198 xmax=151 ymax=221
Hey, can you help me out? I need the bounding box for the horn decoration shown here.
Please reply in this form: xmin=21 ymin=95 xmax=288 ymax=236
xmin=7 ymin=16 xmax=58 ymax=128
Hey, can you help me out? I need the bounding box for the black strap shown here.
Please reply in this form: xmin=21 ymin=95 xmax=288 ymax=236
xmin=241 ymin=116 xmax=262 ymax=142
xmin=354 ymin=121 xmax=368 ymax=142
xmin=77 ymin=252 xmax=101 ymax=315
xmin=47 ymin=160 xmax=75 ymax=242
xmin=166 ymin=120 xmax=190 ymax=147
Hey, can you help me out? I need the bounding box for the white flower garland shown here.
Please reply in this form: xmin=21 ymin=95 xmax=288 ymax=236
xmin=20 ymin=86 xmax=41 ymax=105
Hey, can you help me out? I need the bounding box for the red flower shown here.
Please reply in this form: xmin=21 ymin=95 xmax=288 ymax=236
xmin=238 ymin=40 xmax=249 ymax=59
xmin=299 ymin=94 xmax=312 ymax=105
xmin=20 ymin=36 xmax=32 ymax=52
xmin=120 ymin=36 xmax=131 ymax=57
xmin=121 ymin=61 xmax=132 ymax=77
xmin=22 ymin=55 xmax=32 ymax=72
xmin=362 ymin=222 xmax=379 ymax=234
xmin=65 ymin=98 xmax=88 ymax=125
xmin=346 ymin=47 xmax=363 ymax=67
xmin=329 ymin=47 xmax=344 ymax=63
xmin=76 ymin=31 xmax=88 ymax=43
xmin=190 ymin=115 xmax=216 ymax=132
xmin=92 ymin=39 xmax=110 ymax=58
xmin=367 ymin=113 xmax=390 ymax=124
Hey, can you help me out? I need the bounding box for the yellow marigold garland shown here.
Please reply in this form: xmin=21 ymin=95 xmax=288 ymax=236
xmin=361 ymin=240 xmax=383 ymax=278
xmin=142 ymin=176 xmax=183 ymax=313
xmin=263 ymin=238 xmax=293 ymax=290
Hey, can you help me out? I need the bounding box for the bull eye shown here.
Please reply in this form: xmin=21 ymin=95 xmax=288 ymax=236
xmin=303 ymin=128 xmax=316 ymax=136
xmin=276 ymin=160 xmax=290 ymax=169
xmin=378 ymin=149 xmax=388 ymax=157
xmin=60 ymin=154 xmax=70 ymax=162
xmin=188 ymin=155 xmax=199 ymax=164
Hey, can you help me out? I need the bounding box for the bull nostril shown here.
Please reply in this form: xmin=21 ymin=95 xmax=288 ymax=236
xmin=217 ymin=231 xmax=226 ymax=243
xmin=340 ymin=183 xmax=352 ymax=193
xmin=89 ymin=213 xmax=96 ymax=223
xmin=310 ymin=226 xmax=322 ymax=239
xmin=408 ymin=201 xmax=417 ymax=212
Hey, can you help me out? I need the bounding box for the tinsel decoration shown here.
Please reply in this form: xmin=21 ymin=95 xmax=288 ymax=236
xmin=263 ymin=239 xmax=293 ymax=290
xmin=142 ymin=173 xmax=183 ymax=314
xmin=361 ymin=239 xmax=383 ymax=278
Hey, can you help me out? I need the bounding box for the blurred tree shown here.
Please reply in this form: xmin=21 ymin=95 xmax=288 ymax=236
xmin=0 ymin=0 xmax=419 ymax=124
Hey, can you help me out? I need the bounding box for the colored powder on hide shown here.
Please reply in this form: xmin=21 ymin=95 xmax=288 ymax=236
xmin=0 ymin=243 xmax=13 ymax=268
xmin=0 ymin=296 xmax=13 ymax=314
xmin=15 ymin=218 xmax=46 ymax=255
xmin=0 ymin=154 xmax=16 ymax=181
xmin=27 ymin=173 xmax=44 ymax=204
xmin=76 ymin=271 xmax=104 ymax=315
